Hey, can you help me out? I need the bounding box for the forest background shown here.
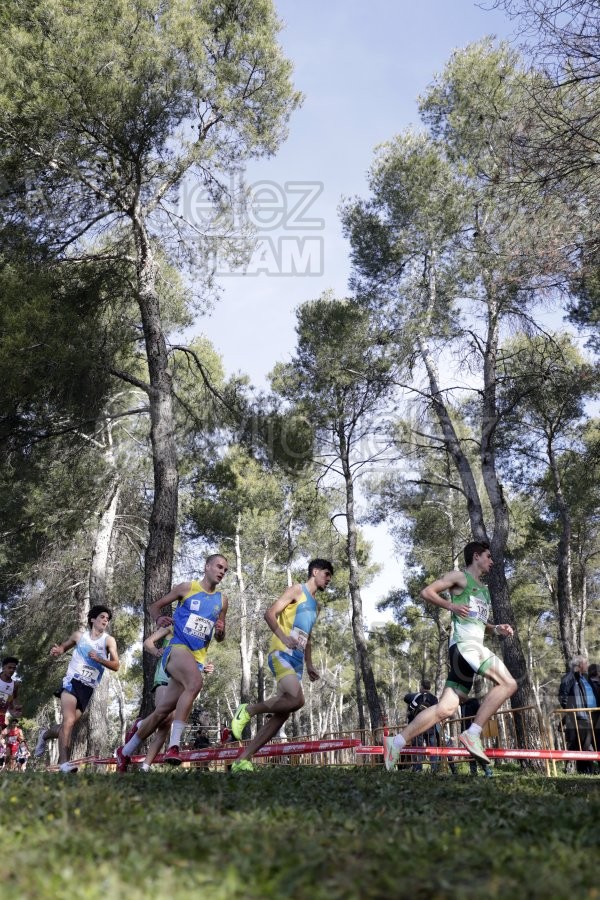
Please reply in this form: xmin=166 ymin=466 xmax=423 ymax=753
xmin=1 ymin=0 xmax=599 ymax=759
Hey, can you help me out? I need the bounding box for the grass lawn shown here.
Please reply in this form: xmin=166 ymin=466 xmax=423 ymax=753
xmin=0 ymin=766 xmax=598 ymax=899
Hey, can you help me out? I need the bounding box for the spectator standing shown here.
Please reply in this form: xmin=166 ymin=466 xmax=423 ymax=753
xmin=558 ymin=655 xmax=597 ymax=774
xmin=587 ymin=663 xmax=600 ymax=755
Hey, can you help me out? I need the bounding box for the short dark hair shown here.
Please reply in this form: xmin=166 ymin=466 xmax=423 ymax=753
xmin=464 ymin=542 xmax=490 ymax=566
xmin=421 ymin=679 xmax=431 ymax=691
xmin=206 ymin=553 xmax=228 ymax=567
xmin=1 ymin=657 xmax=19 ymax=668
xmin=88 ymin=605 xmax=112 ymax=627
xmin=308 ymin=558 xmax=334 ymax=577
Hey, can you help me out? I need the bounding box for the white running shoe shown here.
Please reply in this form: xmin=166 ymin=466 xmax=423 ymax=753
xmin=384 ymin=734 xmax=400 ymax=772
xmin=459 ymin=731 xmax=491 ymax=765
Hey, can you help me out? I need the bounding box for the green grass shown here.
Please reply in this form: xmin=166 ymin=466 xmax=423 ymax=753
xmin=0 ymin=767 xmax=598 ymax=899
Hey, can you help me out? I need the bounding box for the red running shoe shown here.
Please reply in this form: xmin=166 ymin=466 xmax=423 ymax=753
xmin=115 ymin=745 xmax=130 ymax=774
xmin=125 ymin=716 xmax=143 ymax=745
xmin=163 ymin=745 xmax=182 ymax=766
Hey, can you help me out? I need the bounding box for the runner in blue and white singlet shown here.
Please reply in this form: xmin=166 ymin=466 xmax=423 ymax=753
xmin=0 ymin=657 xmax=20 ymax=728
xmin=35 ymin=606 xmax=120 ymax=774
xmin=63 ymin=630 xmax=110 ymax=695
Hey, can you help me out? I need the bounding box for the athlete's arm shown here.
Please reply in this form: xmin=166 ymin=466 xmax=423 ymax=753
xmin=50 ymin=630 xmax=81 ymax=657
xmin=485 ymin=622 xmax=514 ymax=638
xmin=148 ymin=582 xmax=191 ymax=627
xmin=264 ymin=585 xmax=304 ymax=649
xmin=420 ymin=571 xmax=470 ymax=618
xmin=214 ymin=595 xmax=228 ymax=642
xmin=304 ymin=637 xmax=319 ymax=682
xmin=143 ymin=625 xmax=172 ymax=658
xmin=89 ymin=635 xmax=120 ymax=671
xmin=8 ymin=682 xmax=19 ymax=711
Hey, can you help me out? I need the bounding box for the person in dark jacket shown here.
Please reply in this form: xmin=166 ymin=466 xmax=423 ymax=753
xmin=404 ymin=680 xmax=438 ymax=772
xmin=587 ymin=663 xmax=600 ymax=754
xmin=558 ymin=655 xmax=597 ymax=774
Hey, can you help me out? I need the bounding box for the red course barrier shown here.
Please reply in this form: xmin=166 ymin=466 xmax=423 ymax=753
xmin=53 ymin=739 xmax=600 ymax=769
xmin=65 ymin=738 xmax=361 ymax=768
xmin=356 ymin=745 xmax=600 ymax=762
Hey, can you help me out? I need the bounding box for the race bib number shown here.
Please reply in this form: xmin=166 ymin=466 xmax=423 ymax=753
xmin=78 ymin=664 xmax=100 ymax=686
xmin=73 ymin=657 xmax=101 ymax=686
xmin=0 ymin=689 xmax=11 ymax=705
xmin=290 ymin=627 xmax=309 ymax=651
xmin=468 ymin=595 xmax=488 ymax=623
xmin=183 ymin=613 xmax=213 ymax=640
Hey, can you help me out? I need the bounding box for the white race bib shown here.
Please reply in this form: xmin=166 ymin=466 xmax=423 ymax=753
xmin=183 ymin=613 xmax=213 ymax=640
xmin=468 ymin=595 xmax=488 ymax=623
xmin=290 ymin=627 xmax=309 ymax=651
xmin=74 ymin=659 xmax=100 ymax=686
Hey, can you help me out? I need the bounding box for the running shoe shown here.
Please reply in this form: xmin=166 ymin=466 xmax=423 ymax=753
xmin=231 ymin=759 xmax=254 ymax=773
xmin=459 ymin=730 xmax=491 ymax=765
xmin=383 ymin=734 xmax=399 ymax=772
xmin=115 ymin=745 xmax=130 ymax=774
xmin=164 ymin=745 xmax=182 ymax=765
xmin=34 ymin=731 xmax=47 ymax=758
xmin=231 ymin=703 xmax=251 ymax=740
xmin=59 ymin=762 xmax=78 ymax=774
xmin=125 ymin=716 xmax=143 ymax=745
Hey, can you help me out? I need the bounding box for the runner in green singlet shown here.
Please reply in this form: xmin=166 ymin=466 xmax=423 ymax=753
xmin=384 ymin=541 xmax=516 ymax=771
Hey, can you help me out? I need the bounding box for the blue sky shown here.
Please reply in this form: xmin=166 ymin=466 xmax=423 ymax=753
xmin=195 ymin=0 xmax=517 ymax=620
xmin=198 ymin=0 xmax=516 ymax=387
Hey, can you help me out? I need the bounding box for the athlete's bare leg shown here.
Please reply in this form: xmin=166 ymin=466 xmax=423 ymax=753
xmin=57 ymin=692 xmax=82 ymax=764
xmin=236 ymin=674 xmax=304 ymax=763
xmin=473 ymin=659 xmax=517 ymax=726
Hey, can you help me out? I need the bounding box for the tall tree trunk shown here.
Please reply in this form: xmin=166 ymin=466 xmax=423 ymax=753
xmin=134 ymin=220 xmax=179 ymax=714
xmin=340 ymin=432 xmax=385 ymax=730
xmin=548 ymin=442 xmax=577 ymax=664
xmin=256 ymin=646 xmax=265 ymax=731
xmin=576 ymin=563 xmax=588 ymax=657
xmin=234 ymin=515 xmax=252 ymax=705
xmin=417 ymin=335 xmax=487 ymax=539
xmin=89 ymin=479 xmax=120 ymax=606
xmin=113 ymin=675 xmax=127 ymax=743
xmin=73 ymin=470 xmax=120 ymax=758
xmin=480 ymin=295 xmax=542 ymax=751
xmin=418 ymin=300 xmax=542 ymax=753
xmin=353 ymin=646 xmax=366 ymax=733
xmin=434 ymin=611 xmax=446 ymax=696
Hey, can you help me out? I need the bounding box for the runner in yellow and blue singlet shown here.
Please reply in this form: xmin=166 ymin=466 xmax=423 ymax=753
xmin=163 ymin=581 xmax=223 ymax=674
xmin=229 ymin=558 xmax=334 ymax=773
xmin=268 ymin=584 xmax=318 ymax=682
xmin=116 ymin=554 xmax=229 ymax=770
